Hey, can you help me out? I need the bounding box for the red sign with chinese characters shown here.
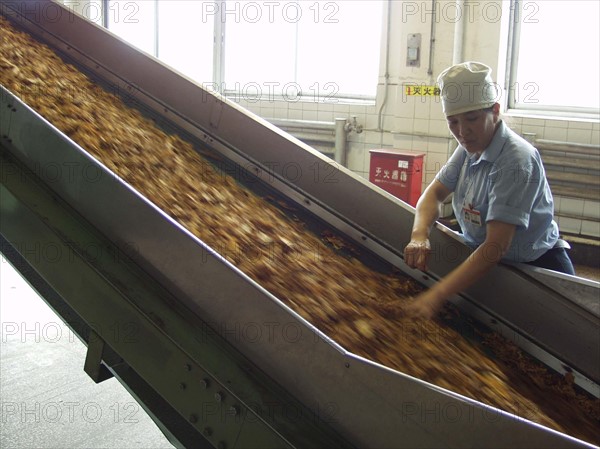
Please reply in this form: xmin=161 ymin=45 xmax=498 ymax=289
xmin=369 ymin=149 xmax=425 ymax=207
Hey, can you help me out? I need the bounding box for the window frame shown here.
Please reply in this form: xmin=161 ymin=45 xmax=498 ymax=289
xmin=105 ymin=0 xmax=381 ymax=105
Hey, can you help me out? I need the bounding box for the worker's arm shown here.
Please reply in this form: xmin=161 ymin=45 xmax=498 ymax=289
xmin=403 ymin=179 xmax=452 ymax=271
xmin=406 ymin=220 xmax=516 ymax=319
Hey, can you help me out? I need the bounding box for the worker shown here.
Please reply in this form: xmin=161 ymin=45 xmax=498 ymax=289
xmin=403 ymin=61 xmax=574 ymax=319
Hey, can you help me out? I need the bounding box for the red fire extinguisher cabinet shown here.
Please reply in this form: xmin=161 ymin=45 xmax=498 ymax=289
xmin=368 ymin=149 xmax=425 ymax=207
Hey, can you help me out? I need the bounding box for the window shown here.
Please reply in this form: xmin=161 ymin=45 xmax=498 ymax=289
xmin=107 ymin=1 xmax=156 ymax=55
xmin=157 ymin=1 xmax=214 ymax=83
xmin=508 ymin=0 xmax=600 ymax=115
xmin=224 ymin=1 xmax=383 ymax=101
xmin=105 ymin=0 xmax=383 ymax=101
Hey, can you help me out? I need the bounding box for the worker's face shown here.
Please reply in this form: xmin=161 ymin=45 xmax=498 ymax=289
xmin=446 ymin=104 xmax=500 ymax=155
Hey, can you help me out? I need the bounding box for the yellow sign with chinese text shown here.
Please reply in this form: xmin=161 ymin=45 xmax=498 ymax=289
xmin=404 ymin=85 xmax=440 ymax=96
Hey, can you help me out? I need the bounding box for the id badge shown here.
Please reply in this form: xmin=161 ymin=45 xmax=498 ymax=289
xmin=463 ymin=207 xmax=482 ymax=226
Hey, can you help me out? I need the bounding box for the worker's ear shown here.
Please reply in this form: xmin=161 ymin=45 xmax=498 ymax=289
xmin=492 ymin=103 xmax=501 ymax=121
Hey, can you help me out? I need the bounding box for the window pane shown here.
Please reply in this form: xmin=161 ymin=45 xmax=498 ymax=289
xmin=224 ymin=1 xmax=383 ymax=99
xmin=514 ymin=1 xmax=599 ymax=111
xmin=107 ymin=0 xmax=156 ymax=56
xmin=224 ymin=9 xmax=296 ymax=97
xmin=297 ymin=1 xmax=383 ymax=98
xmin=157 ymin=1 xmax=214 ymax=83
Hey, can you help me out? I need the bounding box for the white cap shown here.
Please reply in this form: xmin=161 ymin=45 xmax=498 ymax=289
xmin=437 ymin=62 xmax=499 ymax=116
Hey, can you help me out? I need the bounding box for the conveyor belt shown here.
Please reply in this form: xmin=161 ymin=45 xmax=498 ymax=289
xmin=1 ymin=1 xmax=599 ymax=448
xmin=2 ymin=133 xmax=594 ymax=449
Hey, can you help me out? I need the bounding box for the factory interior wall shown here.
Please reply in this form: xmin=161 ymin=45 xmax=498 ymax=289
xmin=232 ymin=1 xmax=600 ymax=240
xmin=59 ymin=0 xmax=600 ymax=239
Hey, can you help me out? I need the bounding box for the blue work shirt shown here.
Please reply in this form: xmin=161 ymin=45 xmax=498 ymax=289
xmin=436 ymin=121 xmax=559 ymax=262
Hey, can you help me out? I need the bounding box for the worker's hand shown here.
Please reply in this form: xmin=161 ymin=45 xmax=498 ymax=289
xmin=405 ymin=289 xmax=445 ymax=320
xmin=403 ymin=238 xmax=431 ymax=271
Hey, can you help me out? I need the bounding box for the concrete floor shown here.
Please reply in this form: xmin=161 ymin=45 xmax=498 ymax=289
xmin=0 ymin=259 xmax=174 ymax=449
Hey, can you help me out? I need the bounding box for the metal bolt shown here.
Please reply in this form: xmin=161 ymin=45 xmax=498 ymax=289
xmin=214 ymin=392 xmax=223 ymax=402
xmin=189 ymin=414 xmax=198 ymax=424
xmin=228 ymin=405 xmax=239 ymax=416
xmin=200 ymin=378 xmax=210 ymax=389
xmin=179 ymin=382 xmax=187 ymax=390
xmin=185 ymin=363 xmax=192 ymax=372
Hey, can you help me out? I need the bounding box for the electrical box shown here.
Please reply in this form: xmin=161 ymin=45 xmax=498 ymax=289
xmin=406 ymin=33 xmax=421 ymax=67
xmin=369 ymin=149 xmax=425 ymax=207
